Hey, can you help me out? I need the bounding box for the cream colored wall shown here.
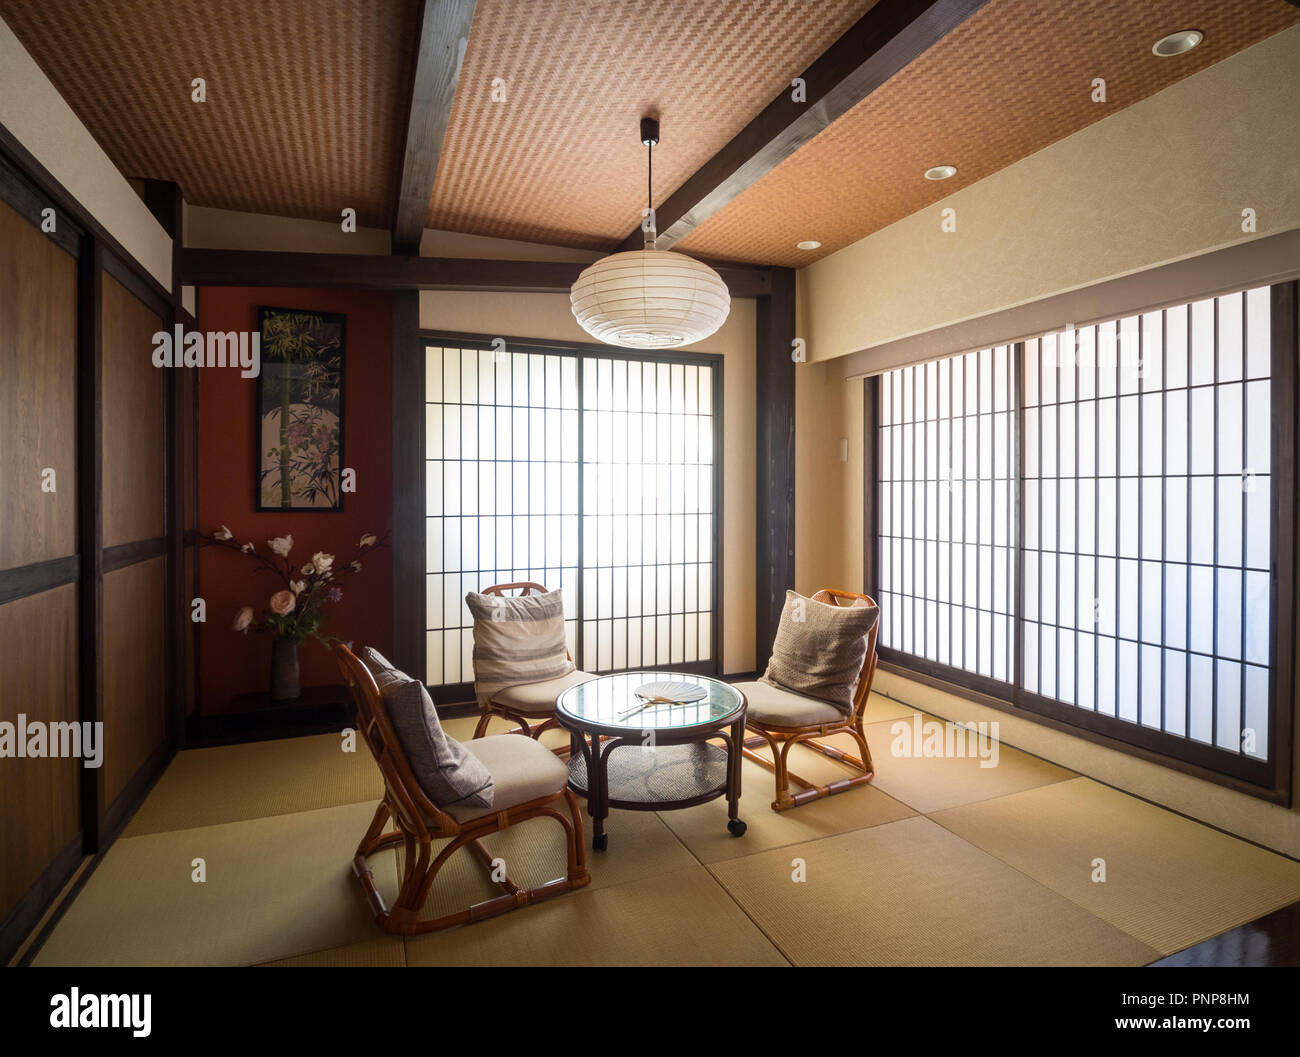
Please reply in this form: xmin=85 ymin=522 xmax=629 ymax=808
xmin=792 ymin=25 xmax=1300 ymax=852
xmin=419 ymin=290 xmax=758 ymax=675
xmin=794 ymin=267 xmax=867 ymax=599
xmin=802 ymin=24 xmax=1300 ymax=367
xmin=184 ymin=203 xmax=391 ymax=254
xmin=0 ymin=17 xmax=172 ymax=289
xmin=792 ymin=360 xmax=865 ymax=596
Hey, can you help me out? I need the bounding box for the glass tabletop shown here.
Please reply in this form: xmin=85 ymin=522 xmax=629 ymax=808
xmin=556 ymin=671 xmax=745 ymax=731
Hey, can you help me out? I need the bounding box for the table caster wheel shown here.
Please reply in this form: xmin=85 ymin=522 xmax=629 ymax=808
xmin=593 ymin=833 xmax=608 ymax=852
xmin=727 ymin=819 xmax=747 ymax=837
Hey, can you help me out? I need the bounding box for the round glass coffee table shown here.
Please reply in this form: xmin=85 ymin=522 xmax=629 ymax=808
xmin=555 ymin=671 xmax=747 ymax=851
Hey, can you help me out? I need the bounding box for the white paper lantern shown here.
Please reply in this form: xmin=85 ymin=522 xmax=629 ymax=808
xmin=570 ymin=249 xmax=731 ymax=349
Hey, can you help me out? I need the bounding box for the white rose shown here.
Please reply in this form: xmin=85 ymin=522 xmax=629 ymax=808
xmin=232 ymin=606 xmax=254 ymax=632
xmin=268 ymin=535 xmax=293 ymax=556
xmin=311 ymin=552 xmax=334 ymax=574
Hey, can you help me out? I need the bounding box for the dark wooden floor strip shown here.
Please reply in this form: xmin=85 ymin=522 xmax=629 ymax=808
xmin=1151 ymin=899 xmax=1300 ymax=966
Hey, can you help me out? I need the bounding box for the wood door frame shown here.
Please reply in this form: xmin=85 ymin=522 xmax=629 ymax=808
xmin=404 ymin=330 xmax=727 ymax=697
xmin=0 ymin=119 xmax=186 ymax=964
xmin=863 ymin=279 xmax=1299 ymax=805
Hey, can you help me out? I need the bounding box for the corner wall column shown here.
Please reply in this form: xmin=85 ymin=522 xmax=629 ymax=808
xmin=391 ymin=291 xmax=425 ymax=680
xmin=755 ymin=267 xmax=796 ymax=671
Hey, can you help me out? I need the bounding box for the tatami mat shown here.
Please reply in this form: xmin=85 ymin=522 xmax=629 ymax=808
xmin=861 ymin=691 xmax=922 ymax=724
xmin=395 ymin=806 xmax=699 ymax=923
xmin=38 ymin=695 xmax=1298 ymax=966
xmin=258 ymin=937 xmax=406 ymax=967
xmin=662 ymin=756 xmax=915 ymax=863
xmin=36 ymin=800 xmax=398 ymax=967
xmin=931 ymin=777 xmax=1300 ymax=956
xmin=404 ymin=865 xmax=789 ymax=967
xmin=123 ymin=733 xmax=382 ymax=837
xmin=860 ymin=715 xmax=1076 ymax=813
xmin=710 ymin=816 xmax=1161 ymax=966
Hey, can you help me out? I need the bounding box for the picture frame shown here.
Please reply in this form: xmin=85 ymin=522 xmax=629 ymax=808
xmin=254 ymin=305 xmax=347 ymax=512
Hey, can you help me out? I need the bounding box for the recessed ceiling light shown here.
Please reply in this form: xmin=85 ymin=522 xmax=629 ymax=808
xmin=924 ymin=164 xmax=957 ymax=181
xmin=1152 ymin=29 xmax=1203 ymax=57
xmin=796 ymin=240 xmax=821 ymax=250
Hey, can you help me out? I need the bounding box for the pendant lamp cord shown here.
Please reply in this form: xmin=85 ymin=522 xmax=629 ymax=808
xmin=645 ymin=138 xmax=655 ymax=248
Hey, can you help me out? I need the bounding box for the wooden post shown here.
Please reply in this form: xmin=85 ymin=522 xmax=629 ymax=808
xmin=755 ymin=267 xmax=796 ymax=672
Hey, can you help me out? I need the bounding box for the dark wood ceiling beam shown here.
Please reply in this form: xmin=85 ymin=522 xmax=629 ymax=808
xmin=617 ymin=0 xmax=990 ymax=253
xmin=176 ymin=248 xmax=773 ymax=298
xmin=391 ymin=0 xmax=478 ymax=253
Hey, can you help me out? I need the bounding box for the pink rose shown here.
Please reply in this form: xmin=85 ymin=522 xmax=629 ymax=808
xmin=269 ymin=590 xmax=296 ymax=616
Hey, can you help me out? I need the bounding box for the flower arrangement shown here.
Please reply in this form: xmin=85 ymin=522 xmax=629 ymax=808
xmin=204 ymin=526 xmax=386 ymax=644
xmin=203 ymin=526 xmax=387 ymax=700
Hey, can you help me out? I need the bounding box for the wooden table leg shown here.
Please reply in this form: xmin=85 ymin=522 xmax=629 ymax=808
xmin=726 ymin=717 xmax=747 ymax=837
xmin=589 ymin=733 xmax=610 ymax=852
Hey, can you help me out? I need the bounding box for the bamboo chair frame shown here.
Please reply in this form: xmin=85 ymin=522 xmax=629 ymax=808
xmin=742 ymin=588 xmax=880 ymax=812
xmin=471 ymin=582 xmax=575 ymax=749
xmin=333 ymin=643 xmax=590 ymax=935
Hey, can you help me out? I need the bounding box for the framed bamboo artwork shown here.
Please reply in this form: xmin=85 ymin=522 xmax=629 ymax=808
xmin=255 ymin=306 xmax=346 ymax=512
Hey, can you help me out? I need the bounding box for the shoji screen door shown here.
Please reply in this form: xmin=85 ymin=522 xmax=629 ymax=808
xmin=873 ymin=283 xmax=1293 ymax=791
xmin=424 ymin=338 xmax=721 ymax=699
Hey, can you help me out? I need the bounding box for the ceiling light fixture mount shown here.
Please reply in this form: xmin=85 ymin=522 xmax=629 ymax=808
xmin=796 ymin=240 xmax=822 ymax=250
xmin=1152 ymin=29 xmax=1204 ymax=56
xmin=924 ymin=164 xmax=958 ymax=180
xmin=571 ymin=117 xmax=730 ymax=349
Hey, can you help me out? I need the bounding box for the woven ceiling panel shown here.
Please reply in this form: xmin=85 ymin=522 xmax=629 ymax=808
xmin=0 ymin=0 xmax=419 ymax=228
xmin=678 ymin=0 xmax=1300 ymax=266
xmin=425 ymin=0 xmax=876 ymax=248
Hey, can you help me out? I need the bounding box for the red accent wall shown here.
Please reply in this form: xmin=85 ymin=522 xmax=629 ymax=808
xmin=196 ymin=287 xmax=393 ymax=713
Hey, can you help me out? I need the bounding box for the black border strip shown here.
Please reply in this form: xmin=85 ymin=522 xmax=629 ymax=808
xmin=0 ymin=835 xmax=82 ymax=966
xmin=0 ymin=148 xmax=82 ymax=257
xmin=102 ymin=537 xmax=167 ymax=574
xmin=0 ymin=122 xmax=171 ymax=308
xmin=0 ymin=555 xmax=80 ymax=605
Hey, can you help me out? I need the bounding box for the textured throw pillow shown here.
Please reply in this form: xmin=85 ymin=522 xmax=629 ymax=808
xmin=760 ymin=590 xmax=880 ymax=715
xmin=358 ymin=647 xmax=493 ymax=810
xmin=465 ymin=590 xmax=573 ymax=710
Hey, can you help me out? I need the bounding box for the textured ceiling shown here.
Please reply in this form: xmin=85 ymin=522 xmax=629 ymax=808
xmin=678 ymin=0 xmax=1300 ymax=266
xmin=0 ymin=0 xmax=420 ymax=228
xmin=425 ymin=0 xmax=876 ymax=248
xmin=1 ymin=0 xmax=1295 ymax=263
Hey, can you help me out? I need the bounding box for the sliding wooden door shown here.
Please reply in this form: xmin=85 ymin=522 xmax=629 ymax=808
xmin=99 ymin=272 xmax=169 ymax=809
xmin=0 ymin=193 xmax=83 ymax=953
xmin=0 ymin=136 xmax=187 ymax=963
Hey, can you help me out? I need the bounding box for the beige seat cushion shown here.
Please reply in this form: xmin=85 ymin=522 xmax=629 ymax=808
xmin=445 ymin=734 xmax=571 ymax=823
xmin=489 ymin=669 xmax=596 ymax=713
xmin=734 ymin=680 xmax=846 ymax=728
